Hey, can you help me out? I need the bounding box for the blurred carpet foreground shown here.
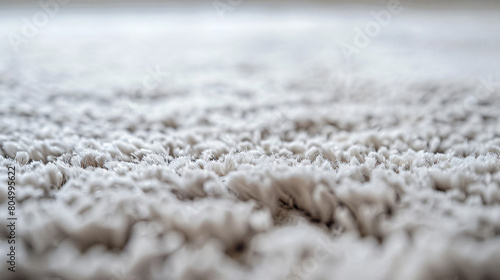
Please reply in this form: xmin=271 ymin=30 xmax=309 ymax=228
xmin=1 ymin=2 xmax=500 ymax=280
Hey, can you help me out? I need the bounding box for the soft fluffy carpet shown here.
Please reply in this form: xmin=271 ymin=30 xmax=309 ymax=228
xmin=1 ymin=4 xmax=500 ymax=280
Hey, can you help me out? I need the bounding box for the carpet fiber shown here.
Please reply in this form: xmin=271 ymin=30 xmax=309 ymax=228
xmin=1 ymin=5 xmax=500 ymax=280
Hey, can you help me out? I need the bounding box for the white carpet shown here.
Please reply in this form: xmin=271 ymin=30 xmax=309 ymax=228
xmin=1 ymin=4 xmax=500 ymax=280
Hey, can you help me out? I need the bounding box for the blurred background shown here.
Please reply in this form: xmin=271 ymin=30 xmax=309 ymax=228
xmin=1 ymin=0 xmax=499 ymax=90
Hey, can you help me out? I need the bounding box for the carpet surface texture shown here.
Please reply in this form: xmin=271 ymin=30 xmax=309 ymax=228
xmin=1 ymin=5 xmax=500 ymax=280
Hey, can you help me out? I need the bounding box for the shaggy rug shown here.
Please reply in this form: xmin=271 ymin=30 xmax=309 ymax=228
xmin=1 ymin=4 xmax=500 ymax=280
